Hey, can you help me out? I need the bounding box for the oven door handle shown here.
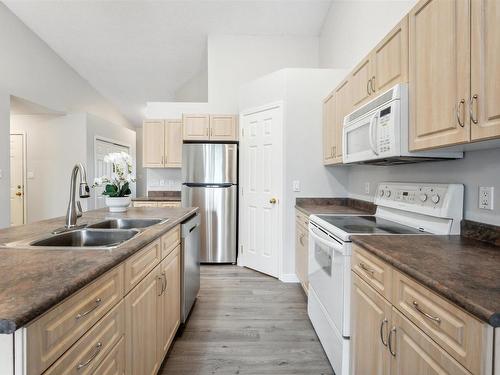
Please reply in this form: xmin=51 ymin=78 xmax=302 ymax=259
xmin=309 ymin=227 xmax=344 ymax=254
xmin=368 ymin=113 xmax=379 ymax=156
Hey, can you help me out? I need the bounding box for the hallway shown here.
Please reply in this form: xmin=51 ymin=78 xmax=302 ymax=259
xmin=160 ymin=265 xmax=334 ymax=375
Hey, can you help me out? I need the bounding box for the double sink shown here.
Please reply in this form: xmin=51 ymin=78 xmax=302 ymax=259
xmin=6 ymin=218 xmax=168 ymax=250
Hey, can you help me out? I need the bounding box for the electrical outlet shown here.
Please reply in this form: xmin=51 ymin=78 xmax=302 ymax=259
xmin=293 ymin=180 xmax=300 ymax=192
xmin=364 ymin=182 xmax=370 ymax=194
xmin=479 ymin=186 xmax=494 ymax=210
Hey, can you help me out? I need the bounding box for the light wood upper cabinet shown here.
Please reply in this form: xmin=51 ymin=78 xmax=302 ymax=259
xmin=323 ymin=92 xmax=336 ymax=164
xmin=125 ymin=264 xmax=162 ymax=375
xmin=470 ymin=0 xmax=500 ymax=141
xmin=351 ymin=56 xmax=373 ymax=109
xmin=350 ymin=273 xmax=392 ymax=375
xmin=143 ymin=119 xmax=183 ymax=168
xmin=334 ymin=79 xmax=350 ymax=162
xmin=165 ymin=120 xmax=183 ymax=167
xmin=183 ymin=114 xmax=210 ymax=140
xmin=371 ymin=16 xmax=409 ymax=94
xmin=143 ymin=120 xmax=165 ymax=168
xmin=209 ymin=115 xmax=238 ymax=141
xmin=409 ymin=0 xmax=470 ymax=151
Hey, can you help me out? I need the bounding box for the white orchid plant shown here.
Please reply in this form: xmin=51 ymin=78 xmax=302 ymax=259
xmin=93 ymin=152 xmax=136 ymax=197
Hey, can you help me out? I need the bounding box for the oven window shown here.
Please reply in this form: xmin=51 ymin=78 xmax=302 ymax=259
xmin=314 ymin=242 xmax=332 ymax=276
xmin=346 ymin=123 xmax=371 ymax=154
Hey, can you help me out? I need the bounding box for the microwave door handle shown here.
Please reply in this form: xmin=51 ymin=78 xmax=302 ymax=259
xmin=368 ymin=113 xmax=379 ymax=156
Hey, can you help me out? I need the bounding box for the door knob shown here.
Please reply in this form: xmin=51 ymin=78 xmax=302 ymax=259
xmin=269 ymin=198 xmax=277 ymax=204
xmin=16 ymin=192 xmax=22 ymax=197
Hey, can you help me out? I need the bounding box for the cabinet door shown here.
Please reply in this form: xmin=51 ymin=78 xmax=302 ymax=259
xmin=125 ymin=265 xmax=162 ymax=375
xmin=143 ymin=120 xmax=165 ymax=167
xmin=350 ymin=56 xmax=372 ymax=109
xmin=335 ymin=79 xmax=350 ymax=162
xmin=157 ymin=246 xmax=181 ymax=359
xmin=165 ymin=119 xmax=183 ymax=168
xmin=350 ymin=273 xmax=392 ymax=375
xmin=390 ymin=308 xmax=471 ymax=375
xmin=323 ymin=92 xmax=336 ymax=164
xmin=371 ymin=16 xmax=409 ymax=94
xmin=183 ymin=114 xmax=210 ymax=141
xmin=409 ymin=0 xmax=470 ymax=151
xmin=210 ymin=115 xmax=238 ymax=141
xmin=470 ymin=0 xmax=500 ymax=141
xmin=295 ymin=220 xmax=308 ymax=292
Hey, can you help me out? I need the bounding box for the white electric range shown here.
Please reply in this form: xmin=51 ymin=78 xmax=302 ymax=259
xmin=307 ymin=182 xmax=464 ymax=375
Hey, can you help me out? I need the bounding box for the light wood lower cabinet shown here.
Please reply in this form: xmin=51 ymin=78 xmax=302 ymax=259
xmin=92 ymin=336 xmax=126 ymax=375
xmin=294 ymin=209 xmax=309 ymax=293
xmin=350 ymin=245 xmax=494 ymax=375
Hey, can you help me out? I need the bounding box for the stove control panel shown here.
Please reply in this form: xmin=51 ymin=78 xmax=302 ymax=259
xmin=374 ymin=182 xmax=464 ymax=219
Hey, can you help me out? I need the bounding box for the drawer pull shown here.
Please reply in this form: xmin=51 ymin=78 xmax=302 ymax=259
xmin=379 ymin=318 xmax=388 ymax=347
xmin=359 ymin=262 xmax=375 ymax=276
xmin=299 ymin=234 xmax=305 ymax=246
xmin=388 ymin=327 xmax=397 ymax=357
xmin=412 ymin=301 xmax=441 ymax=323
xmin=76 ymin=342 xmax=102 ymax=370
xmin=157 ymin=275 xmax=165 ymax=296
xmin=75 ymin=298 xmax=102 ymax=320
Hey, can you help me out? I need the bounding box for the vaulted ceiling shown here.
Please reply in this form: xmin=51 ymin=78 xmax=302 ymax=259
xmin=5 ymin=0 xmax=332 ymax=126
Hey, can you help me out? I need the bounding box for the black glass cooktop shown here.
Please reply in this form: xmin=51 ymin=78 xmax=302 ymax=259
xmin=316 ymin=215 xmax=424 ymax=235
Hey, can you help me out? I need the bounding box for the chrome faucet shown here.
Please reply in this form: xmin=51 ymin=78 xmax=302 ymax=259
xmin=65 ymin=163 xmax=90 ymax=229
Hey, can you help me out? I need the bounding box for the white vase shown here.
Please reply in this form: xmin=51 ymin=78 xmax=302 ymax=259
xmin=105 ymin=196 xmax=131 ymax=213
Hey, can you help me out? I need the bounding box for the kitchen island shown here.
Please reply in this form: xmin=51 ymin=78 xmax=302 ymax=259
xmin=0 ymin=206 xmax=198 ymax=375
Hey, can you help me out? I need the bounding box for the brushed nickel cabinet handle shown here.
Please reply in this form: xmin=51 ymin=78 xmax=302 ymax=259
xmin=388 ymin=327 xmax=397 ymax=357
xmin=162 ymin=272 xmax=167 ymax=294
xmin=371 ymin=76 xmax=376 ymax=93
xmin=75 ymin=298 xmax=102 ymax=320
xmin=76 ymin=342 xmax=102 ymax=370
xmin=456 ymin=99 xmax=465 ymax=127
xmin=157 ymin=275 xmax=164 ymax=296
xmin=412 ymin=301 xmax=441 ymax=323
xmin=299 ymin=234 xmax=305 ymax=246
xmin=358 ymin=262 xmax=375 ymax=276
xmin=379 ymin=318 xmax=389 ymax=347
xmin=469 ymin=94 xmax=478 ymax=124
xmin=367 ymin=79 xmax=372 ymax=95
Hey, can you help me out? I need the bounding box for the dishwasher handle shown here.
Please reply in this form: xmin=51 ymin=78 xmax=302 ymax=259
xmin=182 ymin=214 xmax=200 ymax=238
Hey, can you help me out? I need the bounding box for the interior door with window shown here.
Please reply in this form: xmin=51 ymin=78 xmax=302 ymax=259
xmin=10 ymin=134 xmax=24 ymax=226
xmin=240 ymin=104 xmax=282 ymax=278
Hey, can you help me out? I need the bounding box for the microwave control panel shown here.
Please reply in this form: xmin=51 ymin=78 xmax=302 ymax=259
xmin=377 ymin=106 xmax=394 ymax=154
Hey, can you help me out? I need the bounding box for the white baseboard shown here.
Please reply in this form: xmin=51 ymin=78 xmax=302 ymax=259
xmin=280 ymin=273 xmax=300 ymax=283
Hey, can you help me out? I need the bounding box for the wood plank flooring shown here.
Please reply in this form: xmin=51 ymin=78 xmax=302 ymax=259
xmin=159 ymin=265 xmax=334 ymax=375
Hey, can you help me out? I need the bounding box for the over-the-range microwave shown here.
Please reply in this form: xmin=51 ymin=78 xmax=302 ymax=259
xmin=342 ymin=83 xmax=463 ymax=165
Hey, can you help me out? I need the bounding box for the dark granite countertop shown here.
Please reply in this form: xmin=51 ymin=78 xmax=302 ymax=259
xmin=132 ymin=191 xmax=181 ymax=202
xmin=295 ymin=197 xmax=376 ymax=216
xmin=351 ymin=234 xmax=500 ymax=327
xmin=0 ymin=206 xmax=197 ymax=334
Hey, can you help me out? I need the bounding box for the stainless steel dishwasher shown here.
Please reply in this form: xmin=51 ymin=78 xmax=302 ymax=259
xmin=181 ymin=214 xmax=200 ymax=323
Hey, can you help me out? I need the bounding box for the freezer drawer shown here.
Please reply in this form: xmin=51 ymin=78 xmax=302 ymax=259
xmin=182 ymin=143 xmax=237 ymax=184
xmin=182 ymin=185 xmax=236 ymax=263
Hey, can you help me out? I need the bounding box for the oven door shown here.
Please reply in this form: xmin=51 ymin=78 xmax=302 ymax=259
xmin=308 ymin=222 xmax=350 ymax=337
xmin=343 ymin=111 xmax=380 ymax=164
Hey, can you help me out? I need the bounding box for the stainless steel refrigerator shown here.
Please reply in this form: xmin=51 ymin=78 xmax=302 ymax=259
xmin=181 ymin=143 xmax=237 ymax=263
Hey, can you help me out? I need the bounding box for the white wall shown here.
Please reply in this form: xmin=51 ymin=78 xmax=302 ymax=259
xmin=209 ymin=35 xmax=319 ymax=113
xmin=240 ymin=68 xmax=350 ymax=277
xmin=0 ymin=4 xmax=132 ymax=227
xmin=86 ymin=114 xmax=137 ymax=210
xmin=319 ymin=0 xmax=416 ymax=69
xmin=135 ymin=127 xmax=147 ymax=197
xmin=174 ymin=69 xmax=208 ymax=103
xmin=10 ymin=114 xmax=87 ymax=223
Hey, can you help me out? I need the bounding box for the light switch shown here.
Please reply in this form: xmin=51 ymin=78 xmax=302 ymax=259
xmin=293 ymin=180 xmax=300 ymax=192
xmin=27 ymin=171 xmax=35 ymax=179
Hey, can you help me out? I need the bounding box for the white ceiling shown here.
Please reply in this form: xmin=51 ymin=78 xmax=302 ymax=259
xmin=5 ymin=0 xmax=332 ymax=126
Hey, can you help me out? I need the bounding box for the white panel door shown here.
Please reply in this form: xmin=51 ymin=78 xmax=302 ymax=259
xmin=95 ymin=139 xmax=129 ymax=209
xmin=240 ymin=104 xmax=282 ymax=278
xmin=10 ymin=134 xmax=24 ymax=226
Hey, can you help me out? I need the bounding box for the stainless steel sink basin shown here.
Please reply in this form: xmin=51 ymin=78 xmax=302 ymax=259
xmin=87 ymin=218 xmax=166 ymax=230
xmin=29 ymin=229 xmax=139 ymax=248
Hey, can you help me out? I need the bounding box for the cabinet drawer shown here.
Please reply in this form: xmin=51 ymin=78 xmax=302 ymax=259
xmin=92 ymin=336 xmax=125 ymax=375
xmin=26 ymin=265 xmax=124 ymax=375
xmin=352 ymin=245 xmax=392 ymax=301
xmin=393 ymin=270 xmax=492 ymax=374
xmin=157 ymin=201 xmax=181 ymax=208
xmin=132 ymin=202 xmax=158 ymax=208
xmin=161 ymin=225 xmax=181 ymax=259
xmin=124 ymin=239 xmax=161 ymax=293
xmin=295 ymin=209 xmax=310 ymax=229
xmin=44 ymin=301 xmax=124 ymax=375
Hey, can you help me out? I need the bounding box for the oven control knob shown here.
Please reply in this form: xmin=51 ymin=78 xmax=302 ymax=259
xmin=379 ymin=190 xmax=385 ymax=197
xmin=385 ymin=190 xmax=391 ymax=197
xmin=431 ymin=194 xmax=440 ymax=204
xmin=419 ymin=193 xmax=428 ymax=202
